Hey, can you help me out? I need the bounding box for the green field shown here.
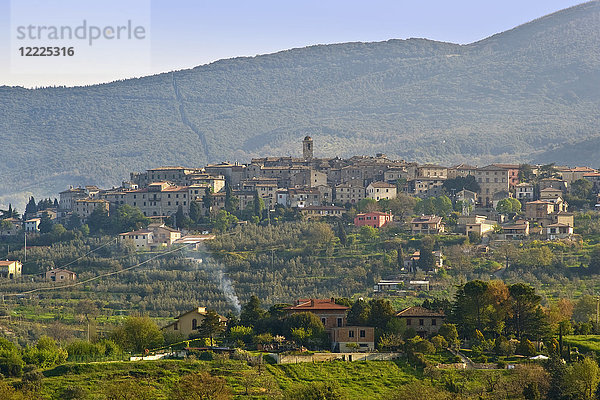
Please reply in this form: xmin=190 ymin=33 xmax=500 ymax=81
xmin=564 ymin=335 xmax=600 ymax=356
xmin=18 ymin=358 xmax=420 ymax=399
xmin=265 ymin=360 xmax=417 ymax=399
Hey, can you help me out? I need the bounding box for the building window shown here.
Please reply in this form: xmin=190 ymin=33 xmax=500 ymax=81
xmin=321 ymin=318 xmax=326 ymax=325
xmin=406 ymin=319 xmax=411 ymax=326
xmin=337 ymin=318 xmax=343 ymax=327
xmin=360 ymin=330 xmax=366 ymax=338
xmin=432 ymin=319 xmax=437 ymax=326
xmin=192 ymin=319 xmax=197 ymax=330
xmin=419 ymin=319 xmax=424 ymax=326
xmin=174 ymin=323 xmax=178 ymax=331
xmin=348 ymin=330 xmax=355 ymax=338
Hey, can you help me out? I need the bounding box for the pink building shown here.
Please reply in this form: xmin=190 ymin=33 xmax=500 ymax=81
xmin=354 ymin=211 xmax=393 ymax=228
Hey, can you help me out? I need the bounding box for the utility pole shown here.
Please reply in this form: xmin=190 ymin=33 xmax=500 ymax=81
xmin=24 ymin=230 xmax=27 ymax=262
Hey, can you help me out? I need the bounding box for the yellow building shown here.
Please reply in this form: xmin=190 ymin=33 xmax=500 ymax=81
xmin=162 ymin=307 xmax=227 ymax=338
xmin=0 ymin=260 xmax=22 ymax=279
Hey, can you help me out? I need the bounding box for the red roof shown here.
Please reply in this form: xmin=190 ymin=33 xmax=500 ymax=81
xmin=356 ymin=211 xmax=392 ymax=217
xmin=286 ymin=299 xmax=349 ymax=311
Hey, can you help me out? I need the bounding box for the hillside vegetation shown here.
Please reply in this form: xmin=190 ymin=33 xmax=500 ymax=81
xmin=1 ymin=2 xmax=599 ymax=207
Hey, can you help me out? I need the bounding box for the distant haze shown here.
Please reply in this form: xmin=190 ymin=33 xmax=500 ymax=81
xmin=0 ymin=0 xmax=587 ymax=87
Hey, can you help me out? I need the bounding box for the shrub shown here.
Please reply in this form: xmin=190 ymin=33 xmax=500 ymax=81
xmin=516 ymin=339 xmax=536 ymax=357
xmin=199 ymin=351 xmax=215 ymax=361
xmin=0 ymin=349 xmax=24 ymax=377
xmin=22 ymin=369 xmax=44 ymax=391
xmin=430 ymin=335 xmax=448 ymax=352
xmin=286 ymin=381 xmax=345 ymax=400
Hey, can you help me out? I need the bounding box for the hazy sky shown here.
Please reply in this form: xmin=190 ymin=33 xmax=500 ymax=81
xmin=0 ymin=0 xmax=588 ymax=87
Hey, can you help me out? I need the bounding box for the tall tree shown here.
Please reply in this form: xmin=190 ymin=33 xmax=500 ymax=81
xmin=397 ymin=245 xmax=404 ymax=270
xmin=203 ymin=187 xmax=213 ymax=216
xmin=65 ymin=213 xmax=82 ymax=230
xmin=347 ymin=299 xmax=370 ymax=326
xmin=87 ymin=206 xmax=111 ymax=234
xmin=240 ymin=295 xmax=264 ymax=327
xmin=367 ymin=299 xmax=395 ymax=330
xmin=198 ymin=310 xmax=225 ymax=346
xmin=571 ymin=179 xmax=593 ymax=199
xmin=507 ymin=283 xmax=547 ymax=340
xmin=25 ymin=197 xmax=37 ymax=216
xmin=189 ymin=201 xmax=201 ymax=223
xmin=518 ymin=164 xmax=534 ymax=183
xmin=174 ymin=205 xmax=185 ymax=229
xmin=538 ymin=164 xmax=559 ymax=180
xmin=112 ymin=204 xmax=149 ymax=233
xmin=1 ymin=204 xmax=18 ymax=219
xmin=452 ymin=280 xmax=489 ymax=337
xmin=253 ymin=191 xmax=264 ymax=218
xmin=224 ymin=183 xmax=238 ymax=213
xmin=442 ymin=175 xmax=481 ymax=194
xmin=417 ymin=236 xmax=436 ymax=271
xmin=337 ymin=222 xmax=347 ymax=247
xmin=38 ymin=211 xmax=53 ymax=234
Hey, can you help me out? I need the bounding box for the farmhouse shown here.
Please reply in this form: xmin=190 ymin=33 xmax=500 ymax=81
xmin=396 ymin=306 xmax=445 ymax=337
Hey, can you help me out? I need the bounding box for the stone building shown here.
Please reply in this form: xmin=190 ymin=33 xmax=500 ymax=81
xmin=396 ymin=306 xmax=445 ymax=337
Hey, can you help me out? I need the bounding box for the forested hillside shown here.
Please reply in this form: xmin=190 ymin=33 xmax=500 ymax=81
xmin=1 ymin=1 xmax=599 ymax=208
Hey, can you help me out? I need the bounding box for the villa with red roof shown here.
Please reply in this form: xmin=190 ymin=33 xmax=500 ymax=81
xmin=286 ymin=298 xmax=349 ymax=332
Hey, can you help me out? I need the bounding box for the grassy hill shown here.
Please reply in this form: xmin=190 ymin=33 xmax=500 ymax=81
xmin=1 ymin=1 xmax=599 ymax=209
xmin=15 ymin=358 xmax=417 ymax=399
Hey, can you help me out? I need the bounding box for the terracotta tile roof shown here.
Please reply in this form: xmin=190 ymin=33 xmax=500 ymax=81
xmin=357 ymin=212 xmax=392 ymax=217
xmin=0 ymin=260 xmax=19 ymax=266
xmin=477 ymin=165 xmax=509 ymax=171
xmin=411 ymin=215 xmax=442 ymax=224
xmin=48 ymin=268 xmax=76 ymax=274
xmin=286 ymin=299 xmax=349 ymax=311
xmin=420 ymin=164 xmax=447 ymax=169
xmin=396 ymin=306 xmax=445 ymax=318
xmin=491 ymin=163 xmax=520 ymax=169
xmin=119 ymin=229 xmax=153 ymax=236
xmin=368 ymin=181 xmax=396 ymax=188
xmin=558 ymin=166 xmax=596 ymax=172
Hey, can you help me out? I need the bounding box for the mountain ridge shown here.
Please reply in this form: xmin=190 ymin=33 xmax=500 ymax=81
xmin=1 ymin=1 xmax=599 ymax=209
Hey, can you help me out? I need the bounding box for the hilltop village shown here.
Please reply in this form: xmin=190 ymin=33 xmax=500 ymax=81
xmin=5 ymin=136 xmax=597 ymax=245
